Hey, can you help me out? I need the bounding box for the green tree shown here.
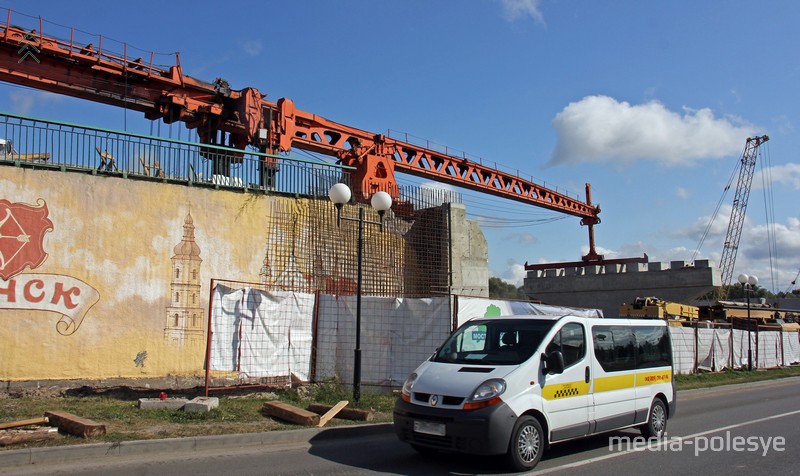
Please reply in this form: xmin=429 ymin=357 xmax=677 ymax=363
xmin=488 ymin=277 xmax=525 ymax=299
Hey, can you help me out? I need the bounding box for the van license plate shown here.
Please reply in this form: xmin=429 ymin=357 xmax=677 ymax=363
xmin=414 ymin=420 xmax=446 ymax=436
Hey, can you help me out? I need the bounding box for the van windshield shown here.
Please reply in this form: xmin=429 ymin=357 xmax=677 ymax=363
xmin=432 ymin=319 xmax=555 ymax=365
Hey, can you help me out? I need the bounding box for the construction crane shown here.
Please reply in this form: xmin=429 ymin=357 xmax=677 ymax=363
xmin=717 ymin=135 xmax=769 ymax=298
xmin=0 ymin=13 xmax=603 ymax=261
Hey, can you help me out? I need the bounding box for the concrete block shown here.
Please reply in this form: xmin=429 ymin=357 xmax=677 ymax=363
xmin=626 ymin=263 xmax=647 ymax=272
xmin=545 ymin=269 xmax=560 ymax=277
xmin=138 ymin=398 xmax=188 ymax=410
xmin=604 ymin=264 xmax=621 ymax=274
xmin=29 ymin=442 xmax=113 ymax=465
xmin=648 ymin=262 xmax=665 ymax=271
xmin=0 ymin=447 xmax=32 ymax=466
xmin=670 ymin=260 xmax=687 ymax=269
xmin=567 ymin=267 xmax=582 ymax=276
xmin=694 ymin=259 xmax=710 ymax=268
xmin=585 ymin=265 xmax=602 ymax=275
xmin=119 ymin=437 xmax=196 ymax=456
xmin=194 ymin=433 xmax=263 ymax=451
xmin=184 ymin=396 xmax=219 ymax=413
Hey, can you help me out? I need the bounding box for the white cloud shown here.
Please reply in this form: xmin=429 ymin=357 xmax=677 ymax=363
xmin=240 ymin=40 xmax=262 ymax=57
xmin=8 ymin=90 xmax=64 ymax=115
xmin=754 ymin=163 xmax=800 ymax=190
xmin=492 ymin=260 xmax=528 ymax=287
xmin=675 ymin=187 xmax=690 ymax=200
xmin=505 ymin=232 xmax=538 ymax=245
xmin=655 ymin=204 xmax=800 ymax=291
xmin=549 ymin=95 xmax=756 ymax=167
xmin=499 ymin=0 xmax=545 ymax=25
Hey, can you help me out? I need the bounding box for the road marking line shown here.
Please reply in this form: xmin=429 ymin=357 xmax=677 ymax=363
xmin=530 ymin=409 xmax=800 ymax=475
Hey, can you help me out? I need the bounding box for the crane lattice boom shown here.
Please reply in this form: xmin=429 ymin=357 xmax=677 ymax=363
xmin=718 ymin=135 xmax=769 ymax=296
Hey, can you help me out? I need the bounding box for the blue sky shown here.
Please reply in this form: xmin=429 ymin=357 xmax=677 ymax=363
xmin=2 ymin=0 xmax=799 ymax=293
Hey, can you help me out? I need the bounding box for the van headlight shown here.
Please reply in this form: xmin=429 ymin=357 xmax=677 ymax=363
xmin=401 ymin=373 xmax=418 ymax=402
xmin=464 ymin=378 xmax=506 ymax=410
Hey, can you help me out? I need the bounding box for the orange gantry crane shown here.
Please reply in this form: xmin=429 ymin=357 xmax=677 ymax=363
xmin=0 ymin=13 xmax=604 ymax=261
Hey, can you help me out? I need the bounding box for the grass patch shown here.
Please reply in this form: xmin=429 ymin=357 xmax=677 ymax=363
xmin=0 ymin=384 xmax=394 ymax=449
xmin=675 ymin=365 xmax=800 ymax=390
xmin=2 ymin=366 xmax=799 ymax=449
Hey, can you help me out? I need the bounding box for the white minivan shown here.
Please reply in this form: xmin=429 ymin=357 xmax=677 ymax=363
xmin=393 ymin=314 xmax=675 ymax=471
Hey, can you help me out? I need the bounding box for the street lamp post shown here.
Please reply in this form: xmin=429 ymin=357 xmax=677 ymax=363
xmin=328 ymin=183 xmax=392 ymax=403
xmin=737 ymin=273 xmax=758 ymax=371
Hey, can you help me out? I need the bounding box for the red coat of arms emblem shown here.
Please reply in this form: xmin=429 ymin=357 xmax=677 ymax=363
xmin=0 ymin=199 xmax=53 ymax=280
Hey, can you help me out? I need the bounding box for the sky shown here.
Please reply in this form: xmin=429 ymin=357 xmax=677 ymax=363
xmin=1 ymin=0 xmax=799 ymax=293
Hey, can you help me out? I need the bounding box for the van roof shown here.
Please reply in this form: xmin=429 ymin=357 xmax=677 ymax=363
xmin=468 ymin=314 xmax=667 ymax=326
xmin=470 ymin=314 xmax=573 ymax=322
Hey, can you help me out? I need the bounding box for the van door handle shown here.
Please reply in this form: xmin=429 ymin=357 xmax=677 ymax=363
xmin=585 ymin=366 xmax=590 ymax=383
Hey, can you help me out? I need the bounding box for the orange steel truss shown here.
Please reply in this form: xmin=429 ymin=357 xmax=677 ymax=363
xmin=0 ymin=12 xmax=603 ymax=261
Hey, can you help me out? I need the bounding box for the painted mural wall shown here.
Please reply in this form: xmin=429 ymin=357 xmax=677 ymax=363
xmin=0 ymin=165 xmax=285 ymax=381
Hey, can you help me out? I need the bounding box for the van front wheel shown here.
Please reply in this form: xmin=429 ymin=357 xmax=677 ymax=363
xmin=640 ymin=398 xmax=667 ymax=439
xmin=506 ymin=415 xmax=544 ymax=471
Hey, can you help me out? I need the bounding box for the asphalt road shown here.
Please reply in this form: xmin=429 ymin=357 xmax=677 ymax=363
xmin=3 ymin=377 xmax=799 ymax=475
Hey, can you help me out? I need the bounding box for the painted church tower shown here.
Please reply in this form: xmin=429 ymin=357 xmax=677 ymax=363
xmin=164 ymin=213 xmax=204 ymax=346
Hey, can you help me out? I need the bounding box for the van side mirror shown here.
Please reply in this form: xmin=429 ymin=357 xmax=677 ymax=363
xmin=544 ymin=351 xmax=565 ymax=374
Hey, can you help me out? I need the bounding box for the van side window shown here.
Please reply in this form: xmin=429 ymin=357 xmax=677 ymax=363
xmin=546 ymin=323 xmax=585 ymax=368
xmin=592 ymin=326 xmax=635 ymax=372
xmin=633 ymin=326 xmax=671 ymax=368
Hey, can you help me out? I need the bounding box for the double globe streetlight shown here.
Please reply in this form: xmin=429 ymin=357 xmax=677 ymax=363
xmin=737 ymin=273 xmax=758 ymax=371
xmin=328 ymin=183 xmax=392 ymax=402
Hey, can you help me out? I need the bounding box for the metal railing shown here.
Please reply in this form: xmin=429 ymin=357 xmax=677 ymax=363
xmin=0 ymin=112 xmax=352 ymax=198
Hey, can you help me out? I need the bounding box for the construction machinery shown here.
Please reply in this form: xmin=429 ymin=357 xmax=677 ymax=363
xmin=0 ymin=13 xmax=605 ymax=261
xmin=619 ymin=297 xmax=699 ymax=326
xmin=716 ymin=135 xmax=770 ymax=298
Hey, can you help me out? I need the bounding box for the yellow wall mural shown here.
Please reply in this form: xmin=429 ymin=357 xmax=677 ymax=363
xmin=0 ymin=165 xmax=281 ymax=381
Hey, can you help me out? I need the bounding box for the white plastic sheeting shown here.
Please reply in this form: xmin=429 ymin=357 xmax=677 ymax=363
xmin=784 ymin=333 xmax=800 ymax=365
xmin=209 ymin=285 xmax=245 ymax=372
xmin=670 ymin=326 xmax=800 ymax=374
xmin=456 ymin=297 xmax=603 ymax=327
xmin=209 ymin=285 xmax=315 ymax=380
xmin=314 ymin=295 xmax=451 ymax=387
xmin=668 ymin=327 xmax=696 ymax=375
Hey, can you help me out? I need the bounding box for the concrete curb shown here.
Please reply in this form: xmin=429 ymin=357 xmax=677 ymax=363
xmin=0 ymin=423 xmax=395 ymax=468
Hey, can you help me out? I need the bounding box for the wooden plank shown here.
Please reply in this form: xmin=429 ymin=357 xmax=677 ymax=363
xmin=0 ymin=428 xmax=58 ymax=447
xmin=316 ymin=400 xmax=349 ymax=428
xmin=0 ymin=417 xmax=49 ymax=430
xmin=45 ymin=411 xmax=106 ymax=438
xmin=307 ymin=403 xmax=374 ymax=422
xmin=262 ymin=401 xmax=320 ymax=426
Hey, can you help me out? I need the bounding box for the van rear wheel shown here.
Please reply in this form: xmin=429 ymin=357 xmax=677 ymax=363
xmin=506 ymin=415 xmax=544 ymax=471
xmin=640 ymin=398 xmax=667 ymax=439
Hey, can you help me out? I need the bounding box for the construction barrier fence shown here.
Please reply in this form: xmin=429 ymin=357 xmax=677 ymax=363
xmin=669 ymin=323 xmax=800 ymax=374
xmin=205 ymin=283 xmax=800 ymax=393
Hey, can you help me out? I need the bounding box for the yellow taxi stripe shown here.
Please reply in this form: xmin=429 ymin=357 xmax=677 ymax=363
xmin=594 ymin=374 xmax=634 ymax=393
xmin=543 ymin=369 xmax=672 ymax=399
xmin=542 ymin=380 xmax=590 ymax=400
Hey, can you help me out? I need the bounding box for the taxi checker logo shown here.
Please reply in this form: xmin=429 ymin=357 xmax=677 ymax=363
xmin=429 ymin=395 xmax=439 ymax=406
xmin=0 ymin=199 xmax=53 ymax=280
